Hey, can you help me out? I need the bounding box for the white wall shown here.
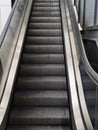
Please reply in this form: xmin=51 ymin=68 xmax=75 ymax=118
xmin=0 ymin=0 xmax=11 ymax=34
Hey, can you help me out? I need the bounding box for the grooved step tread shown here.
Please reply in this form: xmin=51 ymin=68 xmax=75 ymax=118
xmin=22 ymin=54 xmax=64 ymax=64
xmin=33 ymin=7 xmax=59 ymax=11
xmin=13 ymin=90 xmax=68 ymax=106
xmin=9 ymin=107 xmax=70 ymax=125
xmin=24 ymin=45 xmax=63 ymax=54
xmin=33 ymin=3 xmax=59 ymax=7
xmin=20 ymin=64 xmax=65 ymax=76
xmin=29 ymin=23 xmax=61 ymax=29
xmin=35 ymin=0 xmax=59 ymax=2
xmin=27 ymin=29 xmax=62 ymax=36
xmin=7 ymin=126 xmax=71 ymax=130
xmin=17 ymin=76 xmax=66 ymax=90
xmin=26 ymin=36 xmax=62 ymax=45
xmin=32 ymin=11 xmax=60 ymax=17
xmin=30 ymin=17 xmax=60 ymax=23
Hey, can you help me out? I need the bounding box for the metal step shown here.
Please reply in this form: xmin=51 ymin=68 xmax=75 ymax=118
xmin=26 ymin=36 xmax=62 ymax=45
xmin=32 ymin=11 xmax=60 ymax=17
xmin=33 ymin=2 xmax=59 ymax=7
xmin=22 ymin=54 xmax=64 ymax=64
xmin=17 ymin=76 xmax=66 ymax=90
xmin=13 ymin=90 xmax=68 ymax=106
xmin=27 ymin=29 xmax=62 ymax=36
xmin=24 ymin=45 xmax=63 ymax=54
xmin=33 ymin=7 xmax=59 ymax=12
xmin=29 ymin=23 xmax=61 ymax=29
xmin=7 ymin=126 xmax=71 ymax=130
xmin=19 ymin=64 xmax=65 ymax=76
xmin=30 ymin=17 xmax=60 ymax=23
xmin=9 ymin=107 xmax=70 ymax=125
xmin=34 ymin=0 xmax=59 ymax=2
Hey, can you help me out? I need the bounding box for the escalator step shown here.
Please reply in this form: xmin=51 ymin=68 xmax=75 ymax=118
xmin=35 ymin=0 xmax=59 ymax=2
xmin=24 ymin=45 xmax=63 ymax=54
xmin=9 ymin=107 xmax=70 ymax=125
xmin=26 ymin=36 xmax=62 ymax=45
xmin=33 ymin=2 xmax=59 ymax=7
xmin=32 ymin=11 xmax=60 ymax=17
xmin=22 ymin=54 xmax=64 ymax=64
xmin=7 ymin=126 xmax=71 ymax=130
xmin=33 ymin=7 xmax=59 ymax=12
xmin=30 ymin=17 xmax=60 ymax=23
xmin=19 ymin=64 xmax=65 ymax=76
xmin=13 ymin=90 xmax=68 ymax=106
xmin=27 ymin=29 xmax=62 ymax=36
xmin=29 ymin=23 xmax=61 ymax=29
xmin=17 ymin=76 xmax=66 ymax=90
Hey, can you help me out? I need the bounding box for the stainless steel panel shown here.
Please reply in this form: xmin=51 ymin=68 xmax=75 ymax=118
xmin=80 ymin=0 xmax=84 ymax=27
xmin=85 ymin=0 xmax=95 ymax=27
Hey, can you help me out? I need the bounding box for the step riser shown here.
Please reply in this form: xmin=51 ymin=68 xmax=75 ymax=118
xmin=30 ymin=17 xmax=60 ymax=23
xmin=17 ymin=77 xmax=66 ymax=90
xmin=7 ymin=126 xmax=70 ymax=130
xmin=20 ymin=65 xmax=65 ymax=76
xmin=22 ymin=55 xmax=64 ymax=64
xmin=29 ymin=23 xmax=61 ymax=29
xmin=33 ymin=7 xmax=59 ymax=12
xmin=9 ymin=118 xmax=70 ymax=125
xmin=24 ymin=45 xmax=63 ymax=54
xmin=34 ymin=0 xmax=59 ymax=2
xmin=32 ymin=12 xmax=60 ymax=17
xmin=27 ymin=30 xmax=62 ymax=36
xmin=33 ymin=3 xmax=59 ymax=7
xmin=13 ymin=98 xmax=68 ymax=107
xmin=26 ymin=37 xmax=63 ymax=45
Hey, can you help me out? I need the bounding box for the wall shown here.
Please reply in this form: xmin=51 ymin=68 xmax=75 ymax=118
xmin=0 ymin=0 xmax=11 ymax=35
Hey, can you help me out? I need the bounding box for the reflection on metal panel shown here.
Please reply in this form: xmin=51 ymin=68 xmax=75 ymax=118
xmin=80 ymin=0 xmax=84 ymax=27
xmin=0 ymin=9 xmax=2 ymax=34
xmin=85 ymin=0 xmax=95 ymax=27
xmin=74 ymin=0 xmax=98 ymax=28
xmin=95 ymin=0 xmax=98 ymax=25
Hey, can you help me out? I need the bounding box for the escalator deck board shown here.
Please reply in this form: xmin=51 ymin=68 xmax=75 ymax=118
xmin=6 ymin=0 xmax=72 ymax=129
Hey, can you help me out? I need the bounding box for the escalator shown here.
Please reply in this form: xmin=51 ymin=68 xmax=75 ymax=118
xmin=6 ymin=0 xmax=72 ymax=129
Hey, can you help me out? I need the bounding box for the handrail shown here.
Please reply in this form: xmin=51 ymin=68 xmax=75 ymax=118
xmin=0 ymin=0 xmax=33 ymax=129
xmin=67 ymin=0 xmax=98 ymax=86
xmin=66 ymin=0 xmax=98 ymax=129
xmin=0 ymin=0 xmax=28 ymax=102
xmin=60 ymin=0 xmax=85 ymax=129
xmin=0 ymin=0 xmax=18 ymax=47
